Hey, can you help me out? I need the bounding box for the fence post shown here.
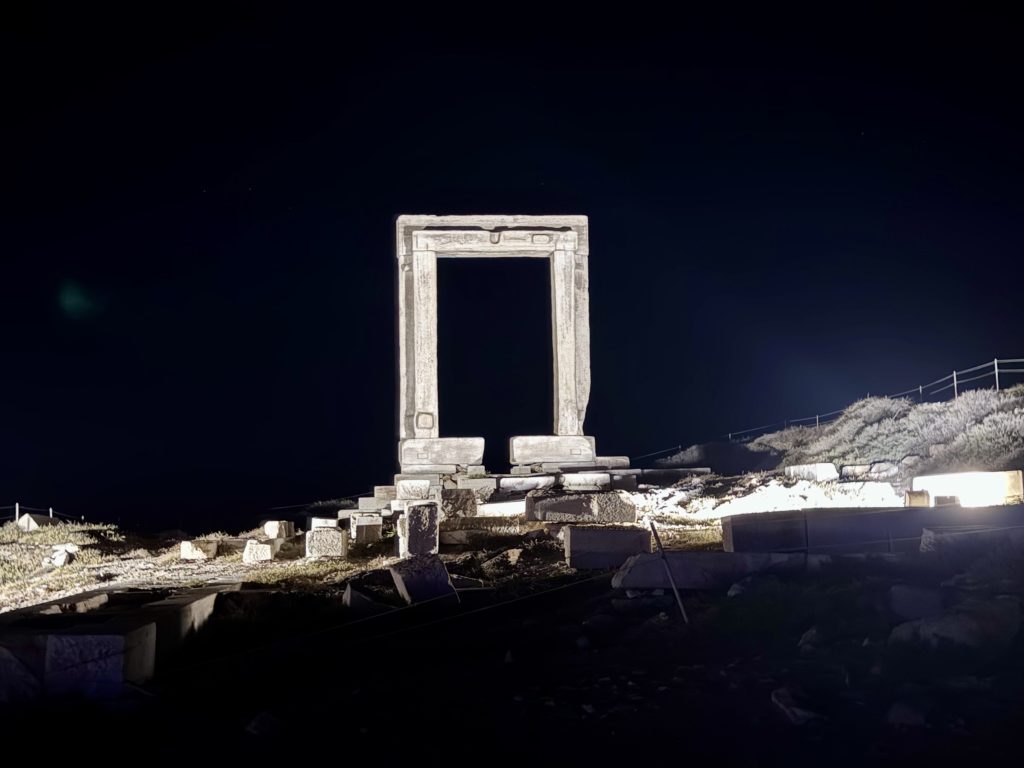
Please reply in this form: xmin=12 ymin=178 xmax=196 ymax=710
xmin=815 ymin=414 xmax=820 ymax=428
xmin=49 ymin=507 xmax=53 ymax=518
xmin=995 ymin=359 xmax=1000 ymax=392
xmin=14 ymin=501 xmax=19 ymax=523
xmin=919 ymin=384 xmax=923 ymax=402
xmin=953 ymin=370 xmax=958 ymax=399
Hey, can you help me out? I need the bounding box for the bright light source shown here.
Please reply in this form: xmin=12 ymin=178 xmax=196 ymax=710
xmin=911 ymin=470 xmax=1024 ymax=508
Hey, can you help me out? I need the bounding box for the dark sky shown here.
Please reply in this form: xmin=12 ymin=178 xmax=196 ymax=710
xmin=3 ymin=7 xmax=1022 ymax=530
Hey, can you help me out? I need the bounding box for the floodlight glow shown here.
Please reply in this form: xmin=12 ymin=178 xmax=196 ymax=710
xmin=911 ymin=470 xmax=1024 ymax=508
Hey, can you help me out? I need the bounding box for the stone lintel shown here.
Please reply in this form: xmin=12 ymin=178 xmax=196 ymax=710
xmin=509 ymin=435 xmax=596 ymax=465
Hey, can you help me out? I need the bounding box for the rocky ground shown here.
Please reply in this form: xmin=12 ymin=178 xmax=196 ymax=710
xmin=5 ymin=476 xmax=1024 ymax=763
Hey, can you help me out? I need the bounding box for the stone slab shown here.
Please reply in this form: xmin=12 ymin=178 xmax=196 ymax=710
xmin=310 ymin=517 xmax=340 ymax=529
xmin=499 ymin=475 xmax=558 ymax=493
xmin=595 ymin=456 xmax=631 ymax=469
xmin=388 ymin=555 xmax=458 ymax=605
xmin=564 ymin=526 xmax=652 ymax=570
xmin=350 ymin=513 xmax=383 ymax=545
xmin=722 ymin=510 xmax=808 ymax=553
xmin=358 ymin=496 xmax=390 ymax=511
xmin=526 ymin=490 xmax=637 ymax=524
xmin=476 ymin=500 xmax=527 ymax=518
xmin=306 ymin=527 xmax=348 ymax=559
xmin=509 ymin=435 xmax=596 ymax=465
xmin=44 ymin=619 xmax=157 ymax=697
xmin=394 ymin=473 xmax=442 ymax=486
xmin=15 ymin=513 xmax=58 ymax=532
xmin=784 ymin=463 xmax=840 ymax=483
xmin=397 ymin=502 xmax=440 ymax=557
xmin=397 ymin=464 xmax=459 ymax=474
xmin=612 ymin=551 xmax=808 ymax=590
xmin=400 ymin=437 xmax=484 ymax=467
xmin=180 ymin=540 xmax=218 ymax=561
xmin=560 ymin=472 xmax=611 ymax=491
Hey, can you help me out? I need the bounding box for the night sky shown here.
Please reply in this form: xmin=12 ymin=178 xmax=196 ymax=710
xmin=3 ymin=8 xmax=1022 ymax=531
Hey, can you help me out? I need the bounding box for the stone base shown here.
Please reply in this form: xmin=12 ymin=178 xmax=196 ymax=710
xmin=306 ymin=528 xmax=348 ymax=558
xmin=397 ymin=502 xmax=440 ymax=557
xmin=350 ymin=513 xmax=383 ymax=544
xmin=399 ymin=437 xmax=484 ymax=472
xmin=509 ymin=435 xmax=596 ymax=465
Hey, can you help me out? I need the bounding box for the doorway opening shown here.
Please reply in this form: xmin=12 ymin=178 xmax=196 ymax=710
xmin=437 ymin=258 xmax=552 ymax=470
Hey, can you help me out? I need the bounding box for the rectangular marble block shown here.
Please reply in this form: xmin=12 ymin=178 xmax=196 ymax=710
xmin=477 ymin=500 xmax=527 ymax=517
xmin=509 ymin=435 xmax=595 ymax=465
xmin=561 ymin=472 xmax=611 ymax=491
xmin=350 ymin=513 xmax=383 ymax=544
xmin=564 ymin=526 xmax=652 ymax=570
xmin=400 ymin=437 xmax=484 ymax=467
xmin=596 ymin=456 xmax=631 ymax=469
xmin=397 ymin=502 xmax=440 ymax=557
xmin=374 ymin=486 xmax=397 ymax=500
xmin=358 ymin=496 xmax=389 ymax=511
xmin=499 ymin=475 xmax=558 ymax=493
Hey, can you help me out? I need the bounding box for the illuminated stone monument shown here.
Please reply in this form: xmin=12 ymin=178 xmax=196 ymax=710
xmin=395 ymin=215 xmax=597 ymax=473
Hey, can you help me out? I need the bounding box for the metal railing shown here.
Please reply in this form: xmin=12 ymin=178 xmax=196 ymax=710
xmin=1 ymin=502 xmax=83 ymax=524
xmin=633 ymin=357 xmax=1024 ymax=462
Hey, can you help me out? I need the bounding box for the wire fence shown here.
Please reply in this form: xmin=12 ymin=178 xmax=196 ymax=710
xmin=634 ymin=356 xmax=1024 ymax=463
xmin=1 ymin=503 xmax=83 ymax=524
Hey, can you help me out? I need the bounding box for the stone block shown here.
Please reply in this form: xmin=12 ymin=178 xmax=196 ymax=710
xmin=310 ymin=517 xmax=340 ymax=529
xmin=306 ymin=527 xmax=348 ymax=559
xmin=596 ymin=456 xmax=631 ymax=469
xmin=388 ymin=555 xmax=458 ymax=605
xmin=511 ymin=466 xmax=535 ymax=475
xmin=477 ymin=500 xmax=527 ymax=518
xmin=456 ymin=476 xmax=497 ymax=502
xmin=396 ymin=477 xmax=434 ymax=500
xmin=44 ymin=619 xmax=157 ymax=697
xmin=358 ymin=496 xmax=390 ymax=512
xmin=374 ymin=485 xmax=397 ymax=501
xmin=499 ymin=475 xmax=558 ymax=493
xmin=541 ymin=462 xmax=606 ymax=472
xmin=141 ymin=589 xmax=221 ymax=662
xmin=509 ymin=435 xmax=596 ymax=465
xmin=400 ymin=437 xmax=484 ymax=468
xmin=526 ymin=490 xmax=637 ymax=523
xmin=905 ymin=490 xmax=930 ymax=507
xmin=398 ymin=464 xmax=459 ymax=474
xmin=784 ymin=463 xmax=840 ymax=482
xmin=0 ymin=646 xmax=39 ymax=704
xmin=464 ymin=465 xmax=487 ymax=477
xmin=243 ymin=540 xmax=275 ymax=564
xmin=397 ymin=502 xmax=439 ymax=557
xmin=180 ymin=540 xmax=218 ymax=561
xmin=350 ymin=513 xmax=383 ymax=545
xmin=262 ymin=520 xmax=295 ymax=540
xmin=611 ymin=473 xmax=638 ymax=491
xmin=564 ymin=526 xmax=652 ymax=570
xmin=612 ymin=551 xmax=807 ymax=590
xmin=560 ymin=472 xmax=611 ymax=491
xmin=440 ymin=489 xmax=477 ymax=518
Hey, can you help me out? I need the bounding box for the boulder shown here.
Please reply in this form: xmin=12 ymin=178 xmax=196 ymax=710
xmin=890 ymin=596 xmax=1021 ymax=651
xmin=388 ymin=555 xmax=458 ymax=605
xmin=180 ymin=540 xmax=218 ymax=561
